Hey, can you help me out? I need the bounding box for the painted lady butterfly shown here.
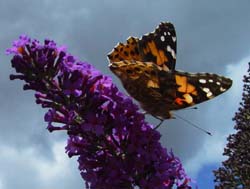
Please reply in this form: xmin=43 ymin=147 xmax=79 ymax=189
xmin=107 ymin=22 xmax=232 ymax=120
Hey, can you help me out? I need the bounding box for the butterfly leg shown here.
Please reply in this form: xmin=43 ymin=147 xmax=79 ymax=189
xmin=140 ymin=112 xmax=165 ymax=129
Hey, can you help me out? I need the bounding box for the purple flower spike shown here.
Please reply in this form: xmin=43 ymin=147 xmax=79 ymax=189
xmin=6 ymin=35 xmax=191 ymax=189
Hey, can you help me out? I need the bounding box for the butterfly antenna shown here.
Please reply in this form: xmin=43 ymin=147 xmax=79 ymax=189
xmin=183 ymin=107 xmax=198 ymax=110
xmin=173 ymin=113 xmax=212 ymax=136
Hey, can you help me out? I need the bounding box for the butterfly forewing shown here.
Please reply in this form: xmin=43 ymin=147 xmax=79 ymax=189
xmin=107 ymin=22 xmax=176 ymax=71
xmin=158 ymin=70 xmax=233 ymax=111
xmin=107 ymin=37 xmax=142 ymax=62
xmin=138 ymin=22 xmax=177 ymax=71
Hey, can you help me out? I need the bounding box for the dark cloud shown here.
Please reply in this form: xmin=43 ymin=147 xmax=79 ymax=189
xmin=1 ymin=0 xmax=249 ymax=188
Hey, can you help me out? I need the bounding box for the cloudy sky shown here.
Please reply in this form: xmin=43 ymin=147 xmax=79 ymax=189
xmin=1 ymin=0 xmax=249 ymax=188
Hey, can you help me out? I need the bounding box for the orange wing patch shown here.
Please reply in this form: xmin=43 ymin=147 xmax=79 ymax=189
xmin=175 ymin=97 xmax=184 ymax=105
xmin=142 ymin=40 xmax=169 ymax=67
xmin=174 ymin=94 xmax=193 ymax=105
xmin=107 ymin=37 xmax=142 ymax=62
xmin=175 ymin=74 xmax=197 ymax=105
xmin=175 ymin=75 xmax=196 ymax=94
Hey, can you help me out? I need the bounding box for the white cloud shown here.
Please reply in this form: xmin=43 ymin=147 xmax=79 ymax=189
xmin=226 ymin=58 xmax=249 ymax=98
xmin=35 ymin=141 xmax=72 ymax=185
xmin=185 ymin=57 xmax=250 ymax=178
xmin=0 ymin=141 xmax=83 ymax=189
xmin=0 ymin=179 xmax=4 ymax=189
xmin=185 ymin=133 xmax=228 ymax=177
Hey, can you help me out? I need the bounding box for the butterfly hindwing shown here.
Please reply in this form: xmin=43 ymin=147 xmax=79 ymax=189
xmin=107 ymin=37 xmax=143 ymax=62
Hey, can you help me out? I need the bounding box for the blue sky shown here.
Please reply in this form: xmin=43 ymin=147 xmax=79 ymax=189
xmin=196 ymin=163 xmax=218 ymax=188
xmin=0 ymin=0 xmax=249 ymax=188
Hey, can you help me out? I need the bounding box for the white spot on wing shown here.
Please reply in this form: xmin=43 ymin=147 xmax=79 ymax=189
xmin=167 ymin=45 xmax=176 ymax=59
xmin=167 ymin=32 xmax=170 ymax=35
xmin=220 ymin=87 xmax=226 ymax=92
xmin=209 ymin=79 xmax=213 ymax=83
xmin=216 ymin=81 xmax=221 ymax=85
xmin=206 ymin=91 xmax=213 ymax=98
xmin=172 ymin=37 xmax=176 ymax=42
xmin=160 ymin=36 xmax=165 ymax=42
xmin=164 ymin=32 xmax=167 ymax=36
xmin=202 ymin=87 xmax=210 ymax=93
xmin=199 ymin=79 xmax=206 ymax=84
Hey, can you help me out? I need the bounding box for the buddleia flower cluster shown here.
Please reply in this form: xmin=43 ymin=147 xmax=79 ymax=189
xmin=6 ymin=35 xmax=191 ymax=189
xmin=213 ymin=63 xmax=250 ymax=188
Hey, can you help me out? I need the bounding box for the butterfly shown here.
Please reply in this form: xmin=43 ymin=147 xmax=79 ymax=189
xmin=107 ymin=22 xmax=232 ymax=120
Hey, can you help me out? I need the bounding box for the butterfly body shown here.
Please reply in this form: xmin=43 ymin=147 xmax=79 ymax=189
xmin=108 ymin=22 xmax=232 ymax=119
